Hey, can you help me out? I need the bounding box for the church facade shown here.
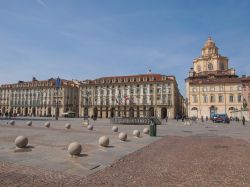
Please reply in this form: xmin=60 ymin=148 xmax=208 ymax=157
xmin=185 ymin=37 xmax=243 ymax=119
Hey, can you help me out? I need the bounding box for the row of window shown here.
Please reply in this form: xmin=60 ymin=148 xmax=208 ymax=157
xmin=191 ymin=85 xmax=242 ymax=92
xmin=192 ymin=94 xmax=242 ymax=103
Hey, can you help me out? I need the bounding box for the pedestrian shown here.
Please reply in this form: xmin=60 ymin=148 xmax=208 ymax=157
xmin=242 ymin=116 xmax=246 ymax=126
xmin=165 ymin=116 xmax=168 ymax=123
xmin=201 ymin=116 xmax=204 ymax=122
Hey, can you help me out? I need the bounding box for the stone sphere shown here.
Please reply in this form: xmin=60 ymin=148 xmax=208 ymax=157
xmin=44 ymin=122 xmax=50 ymax=128
xmin=112 ymin=126 xmax=118 ymax=132
xmin=143 ymin=128 xmax=149 ymax=134
xmin=87 ymin=124 xmax=93 ymax=130
xmin=98 ymin=136 xmax=109 ymax=147
xmin=82 ymin=120 xmax=89 ymax=126
xmin=26 ymin=121 xmax=32 ymax=126
xmin=133 ymin=130 xmax=140 ymax=137
xmin=65 ymin=123 xmax=71 ymax=129
xmin=68 ymin=142 xmax=82 ymax=156
xmin=9 ymin=120 xmax=15 ymax=125
xmin=15 ymin=136 xmax=28 ymax=148
xmin=118 ymin=132 xmax=127 ymax=141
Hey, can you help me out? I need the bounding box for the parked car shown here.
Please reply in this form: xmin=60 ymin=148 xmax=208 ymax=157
xmin=213 ymin=114 xmax=230 ymax=123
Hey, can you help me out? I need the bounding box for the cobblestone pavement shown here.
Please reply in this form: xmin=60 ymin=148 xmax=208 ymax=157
xmin=0 ymin=161 xmax=86 ymax=187
xmin=82 ymin=135 xmax=250 ymax=187
xmin=1 ymin=118 xmax=250 ymax=186
xmin=1 ymin=135 xmax=250 ymax=186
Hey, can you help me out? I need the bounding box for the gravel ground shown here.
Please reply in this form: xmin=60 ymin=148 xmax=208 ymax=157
xmin=2 ymin=135 xmax=250 ymax=186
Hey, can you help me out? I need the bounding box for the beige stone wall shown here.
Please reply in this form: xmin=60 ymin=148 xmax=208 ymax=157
xmin=187 ymin=82 xmax=243 ymax=118
xmin=0 ymin=80 xmax=79 ymax=117
xmin=79 ymin=76 xmax=180 ymax=119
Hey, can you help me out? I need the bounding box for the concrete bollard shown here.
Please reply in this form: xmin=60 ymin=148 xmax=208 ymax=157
xmin=133 ymin=130 xmax=140 ymax=137
xmin=143 ymin=127 xmax=149 ymax=134
xmin=65 ymin=123 xmax=71 ymax=129
xmin=15 ymin=136 xmax=28 ymax=148
xmin=68 ymin=142 xmax=82 ymax=156
xmin=26 ymin=121 xmax=32 ymax=126
xmin=98 ymin=136 xmax=109 ymax=147
xmin=118 ymin=132 xmax=127 ymax=141
xmin=9 ymin=120 xmax=15 ymax=125
xmin=44 ymin=122 xmax=50 ymax=128
xmin=112 ymin=126 xmax=118 ymax=132
xmin=87 ymin=124 xmax=93 ymax=130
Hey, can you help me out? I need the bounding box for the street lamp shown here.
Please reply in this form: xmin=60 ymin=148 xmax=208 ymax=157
xmin=83 ymin=90 xmax=90 ymax=119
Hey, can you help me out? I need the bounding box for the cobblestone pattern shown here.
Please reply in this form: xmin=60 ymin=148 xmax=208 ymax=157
xmin=83 ymin=136 xmax=250 ymax=187
xmin=0 ymin=161 xmax=86 ymax=187
xmin=1 ymin=135 xmax=250 ymax=186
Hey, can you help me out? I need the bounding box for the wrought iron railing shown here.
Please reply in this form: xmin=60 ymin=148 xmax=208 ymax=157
xmin=110 ymin=117 xmax=161 ymax=125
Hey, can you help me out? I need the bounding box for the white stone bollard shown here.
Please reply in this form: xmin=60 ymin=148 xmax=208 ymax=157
xmin=9 ymin=120 xmax=15 ymax=125
xmin=44 ymin=122 xmax=50 ymax=128
xmin=143 ymin=128 xmax=149 ymax=134
xmin=118 ymin=132 xmax=127 ymax=141
xmin=15 ymin=136 xmax=28 ymax=148
xmin=68 ymin=142 xmax=82 ymax=156
xmin=133 ymin=130 xmax=140 ymax=137
xmin=87 ymin=124 xmax=93 ymax=130
xmin=112 ymin=126 xmax=118 ymax=132
xmin=82 ymin=120 xmax=89 ymax=127
xmin=26 ymin=121 xmax=32 ymax=126
xmin=98 ymin=136 xmax=109 ymax=147
xmin=65 ymin=123 xmax=71 ymax=129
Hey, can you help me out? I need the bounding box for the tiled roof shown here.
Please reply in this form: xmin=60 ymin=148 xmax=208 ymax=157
xmin=0 ymin=79 xmax=78 ymax=88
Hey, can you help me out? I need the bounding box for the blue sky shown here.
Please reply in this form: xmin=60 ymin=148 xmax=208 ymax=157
xmin=0 ymin=0 xmax=250 ymax=95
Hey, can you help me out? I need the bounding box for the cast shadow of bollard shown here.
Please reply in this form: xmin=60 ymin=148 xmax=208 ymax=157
xmin=14 ymin=145 xmax=34 ymax=153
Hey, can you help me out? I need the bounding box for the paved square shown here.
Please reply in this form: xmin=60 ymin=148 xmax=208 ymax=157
xmin=0 ymin=117 xmax=250 ymax=186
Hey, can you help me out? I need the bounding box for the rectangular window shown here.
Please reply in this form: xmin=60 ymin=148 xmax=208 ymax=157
xmin=203 ymin=95 xmax=208 ymax=103
xmin=238 ymin=94 xmax=242 ymax=102
xmin=218 ymin=95 xmax=223 ymax=103
xmin=229 ymin=95 xmax=234 ymax=103
xmin=157 ymin=88 xmax=161 ymax=94
xmin=193 ymin=95 xmax=198 ymax=103
xmin=210 ymin=95 xmax=215 ymax=103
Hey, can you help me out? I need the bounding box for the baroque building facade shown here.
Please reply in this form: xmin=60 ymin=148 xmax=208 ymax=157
xmin=0 ymin=78 xmax=79 ymax=117
xmin=242 ymin=76 xmax=250 ymax=117
xmin=185 ymin=37 xmax=244 ymax=119
xmin=79 ymin=74 xmax=182 ymax=119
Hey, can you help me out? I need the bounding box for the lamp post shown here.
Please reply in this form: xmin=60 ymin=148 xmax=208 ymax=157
xmin=83 ymin=90 xmax=90 ymax=119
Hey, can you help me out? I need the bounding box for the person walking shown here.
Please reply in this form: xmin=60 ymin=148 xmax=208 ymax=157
xmin=165 ymin=116 xmax=168 ymax=123
xmin=242 ymin=116 xmax=246 ymax=126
